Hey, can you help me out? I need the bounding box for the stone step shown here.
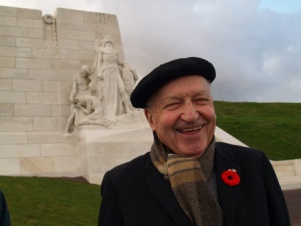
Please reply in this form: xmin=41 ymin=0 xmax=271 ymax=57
xmin=278 ymin=175 xmax=301 ymax=190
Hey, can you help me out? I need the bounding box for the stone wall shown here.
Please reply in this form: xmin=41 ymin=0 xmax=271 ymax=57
xmin=0 ymin=6 xmax=124 ymax=133
xmin=0 ymin=5 xmax=127 ymax=179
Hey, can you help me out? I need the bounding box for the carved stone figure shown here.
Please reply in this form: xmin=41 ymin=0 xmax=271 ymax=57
xmin=121 ymin=63 xmax=139 ymax=96
xmin=92 ymin=36 xmax=132 ymax=118
xmin=65 ymin=65 xmax=94 ymax=133
xmin=77 ymin=95 xmax=115 ymax=128
xmin=65 ymin=38 xmax=140 ymax=133
xmin=69 ymin=65 xmax=94 ymax=103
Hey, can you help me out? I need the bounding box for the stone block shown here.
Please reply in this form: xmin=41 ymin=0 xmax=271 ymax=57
xmin=0 ymin=158 xmax=20 ymax=175
xmin=125 ymin=143 xmax=151 ymax=157
xmin=57 ymin=39 xmax=80 ymax=50
xmin=102 ymin=25 xmax=121 ymax=35
xmin=271 ymin=160 xmax=295 ymax=177
xmin=85 ymin=143 xmax=105 ymax=158
xmin=27 ymin=132 xmax=65 ymax=144
xmin=87 ymin=173 xmax=103 ymax=185
xmin=0 ymin=103 xmax=13 ymax=116
xmin=0 ymin=68 xmax=27 ymax=79
xmin=0 ymin=46 xmax=32 ymax=57
xmin=102 ymin=143 xmax=128 ymax=158
xmin=55 ymin=156 xmax=80 ymax=173
xmin=103 ymin=14 xmax=119 ymax=26
xmin=0 ymin=6 xmax=18 ymax=17
xmin=14 ymin=104 xmax=51 ymax=116
xmin=57 ymin=20 xmax=94 ymax=31
xmin=55 ymin=8 xmax=84 ymax=22
xmin=16 ymin=8 xmax=42 ymax=20
xmin=41 ymin=143 xmax=77 ymax=157
xmin=17 ymin=18 xmax=43 ymax=29
xmin=0 ymin=132 xmax=27 ymax=144
xmin=114 ymin=156 xmax=133 ymax=166
xmin=32 ymin=49 xmax=57 ymax=59
xmin=98 ymin=157 xmax=116 ymax=173
xmin=0 ymin=91 xmax=25 ymax=104
xmin=26 ymin=92 xmax=60 ymax=104
xmin=83 ymin=12 xmax=106 ymax=24
xmin=69 ymin=49 xmax=95 ymax=60
xmin=0 ymin=144 xmax=40 ymax=158
xmin=13 ymin=79 xmax=42 ymax=91
xmin=295 ymin=159 xmax=301 ymax=175
xmin=0 ymin=57 xmax=15 ymax=68
xmin=0 ymin=79 xmax=12 ymax=90
xmin=87 ymin=157 xmax=102 ymax=173
xmin=0 ymin=15 xmax=17 ymax=26
xmin=33 ymin=116 xmax=65 ymax=131
xmin=59 ymin=81 xmax=73 ymax=92
xmin=16 ymin=37 xmax=45 ymax=48
xmin=28 ymin=69 xmax=75 ymax=81
xmin=16 ymin=58 xmax=50 ymax=70
xmin=20 ymin=157 xmax=55 ymax=175
xmin=50 ymin=60 xmax=81 ymax=71
xmin=0 ymin=116 xmax=33 ymax=132
xmin=79 ymin=40 xmax=94 ymax=50
xmin=28 ymin=28 xmax=43 ymax=39
xmin=0 ymin=35 xmax=15 ymax=47
xmin=58 ymin=29 xmax=96 ymax=41
xmin=50 ymin=104 xmax=70 ymax=117
xmin=41 ymin=81 xmax=60 ymax=92
xmin=0 ymin=24 xmax=27 ymax=37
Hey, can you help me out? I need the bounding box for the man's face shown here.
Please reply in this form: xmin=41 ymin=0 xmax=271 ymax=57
xmin=80 ymin=70 xmax=89 ymax=77
xmin=145 ymin=75 xmax=216 ymax=158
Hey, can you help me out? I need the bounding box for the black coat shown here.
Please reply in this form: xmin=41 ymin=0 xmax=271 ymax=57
xmin=0 ymin=190 xmax=10 ymax=226
xmin=98 ymin=142 xmax=290 ymax=226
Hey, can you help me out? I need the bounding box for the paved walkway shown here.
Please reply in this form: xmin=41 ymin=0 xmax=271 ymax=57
xmin=283 ymin=189 xmax=301 ymax=226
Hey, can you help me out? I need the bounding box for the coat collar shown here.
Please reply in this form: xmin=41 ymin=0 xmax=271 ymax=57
xmin=215 ymin=142 xmax=241 ymax=226
xmin=144 ymin=154 xmax=193 ymax=226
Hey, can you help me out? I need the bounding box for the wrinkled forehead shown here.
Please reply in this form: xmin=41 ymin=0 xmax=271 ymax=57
xmin=147 ymin=75 xmax=212 ymax=106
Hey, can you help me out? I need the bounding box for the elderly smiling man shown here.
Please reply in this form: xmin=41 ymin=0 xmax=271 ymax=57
xmin=98 ymin=57 xmax=290 ymax=226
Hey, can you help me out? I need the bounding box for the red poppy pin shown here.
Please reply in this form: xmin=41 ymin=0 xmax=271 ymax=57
xmin=221 ymin=169 xmax=240 ymax=186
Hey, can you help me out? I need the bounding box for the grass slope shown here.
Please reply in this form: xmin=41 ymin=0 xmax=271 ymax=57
xmin=0 ymin=176 xmax=100 ymax=226
xmin=214 ymin=101 xmax=301 ymax=160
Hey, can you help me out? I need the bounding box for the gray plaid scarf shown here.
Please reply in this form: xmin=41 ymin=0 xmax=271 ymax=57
xmin=150 ymin=133 xmax=223 ymax=226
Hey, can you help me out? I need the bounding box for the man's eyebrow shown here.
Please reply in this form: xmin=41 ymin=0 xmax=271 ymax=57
xmin=160 ymin=95 xmax=182 ymax=103
xmin=193 ymin=91 xmax=211 ymax=97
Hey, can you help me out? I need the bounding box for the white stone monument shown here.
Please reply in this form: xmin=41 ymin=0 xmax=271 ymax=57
xmin=0 ymin=5 xmax=149 ymax=184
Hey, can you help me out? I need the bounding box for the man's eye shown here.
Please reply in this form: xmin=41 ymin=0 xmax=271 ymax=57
xmin=195 ymin=98 xmax=209 ymax=104
xmin=163 ymin=102 xmax=181 ymax=110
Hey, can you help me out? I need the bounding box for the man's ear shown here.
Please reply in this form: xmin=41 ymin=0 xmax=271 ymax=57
xmin=144 ymin=108 xmax=156 ymax=131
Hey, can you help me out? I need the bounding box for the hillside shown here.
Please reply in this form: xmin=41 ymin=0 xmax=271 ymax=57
xmin=214 ymin=101 xmax=301 ymax=160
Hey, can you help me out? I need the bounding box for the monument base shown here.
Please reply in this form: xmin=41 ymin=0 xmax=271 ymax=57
xmin=77 ymin=110 xmax=153 ymax=184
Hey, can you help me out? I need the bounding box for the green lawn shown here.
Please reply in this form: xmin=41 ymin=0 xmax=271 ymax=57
xmin=214 ymin=101 xmax=301 ymax=160
xmin=0 ymin=176 xmax=100 ymax=226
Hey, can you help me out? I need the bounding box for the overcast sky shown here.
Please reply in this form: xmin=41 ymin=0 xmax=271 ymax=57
xmin=1 ymin=0 xmax=301 ymax=102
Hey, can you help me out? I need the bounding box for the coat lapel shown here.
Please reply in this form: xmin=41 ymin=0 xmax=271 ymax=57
xmin=144 ymin=155 xmax=192 ymax=226
xmin=215 ymin=143 xmax=241 ymax=226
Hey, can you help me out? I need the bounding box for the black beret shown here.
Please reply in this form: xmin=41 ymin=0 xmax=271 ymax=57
xmin=130 ymin=57 xmax=216 ymax=108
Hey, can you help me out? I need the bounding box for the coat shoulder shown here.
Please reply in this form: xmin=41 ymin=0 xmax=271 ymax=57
xmin=104 ymin=152 xmax=152 ymax=184
xmin=216 ymin=142 xmax=267 ymax=160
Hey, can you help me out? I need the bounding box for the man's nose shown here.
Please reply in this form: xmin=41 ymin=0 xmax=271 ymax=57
xmin=180 ymin=102 xmax=199 ymax=122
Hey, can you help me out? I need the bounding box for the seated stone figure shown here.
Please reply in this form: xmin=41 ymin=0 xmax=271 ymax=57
xmin=77 ymin=95 xmax=115 ymax=128
xmin=65 ymin=65 xmax=95 ymax=133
